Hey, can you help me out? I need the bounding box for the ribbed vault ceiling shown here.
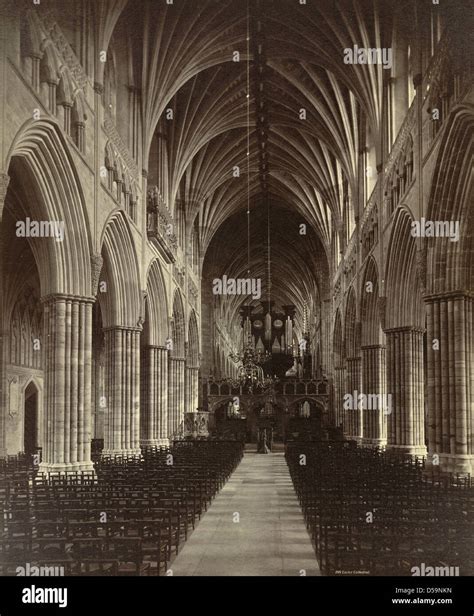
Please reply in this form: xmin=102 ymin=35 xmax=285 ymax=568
xmin=203 ymin=204 xmax=327 ymax=335
xmin=103 ymin=0 xmax=417 ymax=330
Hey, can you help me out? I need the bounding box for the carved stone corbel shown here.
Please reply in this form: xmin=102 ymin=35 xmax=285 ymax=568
xmin=90 ymin=254 xmax=103 ymax=296
xmin=140 ymin=290 xmax=148 ymax=322
xmin=416 ymin=247 xmax=427 ymax=296
xmin=378 ymin=296 xmax=387 ymax=332
xmin=0 ymin=172 xmax=10 ymax=220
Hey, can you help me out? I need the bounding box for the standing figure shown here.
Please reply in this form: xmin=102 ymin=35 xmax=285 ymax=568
xmin=258 ymin=428 xmax=270 ymax=454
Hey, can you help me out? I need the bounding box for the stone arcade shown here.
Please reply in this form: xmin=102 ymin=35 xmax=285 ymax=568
xmin=0 ymin=0 xmax=471 ymax=476
xmin=0 ymin=0 xmax=472 ymax=580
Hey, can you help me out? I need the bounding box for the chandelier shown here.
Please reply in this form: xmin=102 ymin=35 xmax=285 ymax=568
xmin=228 ymin=335 xmax=277 ymax=394
xmin=225 ymin=12 xmax=277 ymax=397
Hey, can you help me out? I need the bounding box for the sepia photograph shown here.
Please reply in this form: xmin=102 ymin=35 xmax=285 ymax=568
xmin=0 ymin=0 xmax=472 ymax=611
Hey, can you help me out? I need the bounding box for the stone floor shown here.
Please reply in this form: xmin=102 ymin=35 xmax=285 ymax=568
xmin=170 ymin=451 xmax=321 ymax=576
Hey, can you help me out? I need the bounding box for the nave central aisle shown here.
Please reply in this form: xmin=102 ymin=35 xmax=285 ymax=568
xmin=171 ymin=452 xmax=320 ymax=576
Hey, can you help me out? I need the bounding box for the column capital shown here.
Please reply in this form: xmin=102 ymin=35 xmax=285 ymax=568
xmin=384 ymin=325 xmax=425 ymax=335
xmin=103 ymin=325 xmax=143 ymax=333
xmin=346 ymin=355 xmax=361 ymax=362
xmin=41 ymin=293 xmax=96 ymax=305
xmin=361 ymin=344 xmax=386 ymax=351
xmin=424 ymin=290 xmax=473 ymax=303
xmin=170 ymin=355 xmax=186 ymax=363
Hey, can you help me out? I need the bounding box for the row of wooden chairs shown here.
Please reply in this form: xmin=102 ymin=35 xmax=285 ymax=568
xmin=1 ymin=440 xmax=244 ymax=576
xmin=286 ymin=442 xmax=474 ymax=576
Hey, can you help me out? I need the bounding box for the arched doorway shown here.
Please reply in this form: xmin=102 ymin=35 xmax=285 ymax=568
xmin=24 ymin=381 xmax=39 ymax=457
xmin=286 ymin=399 xmax=324 ymax=441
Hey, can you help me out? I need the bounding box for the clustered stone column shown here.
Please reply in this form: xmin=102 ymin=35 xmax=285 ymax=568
xmin=168 ymin=357 xmax=185 ymax=439
xmin=157 ymin=347 xmax=170 ymax=445
xmin=361 ymin=345 xmax=387 ymax=446
xmin=92 ymin=336 xmax=105 ymax=440
xmin=141 ymin=345 xmax=169 ymax=447
xmin=345 ymin=357 xmax=362 ymax=442
xmin=332 ymin=366 xmax=345 ymax=428
xmin=425 ymin=292 xmax=473 ymax=474
xmin=185 ymin=366 xmax=199 ymax=413
xmin=320 ymin=299 xmax=332 ymax=376
xmin=39 ymin=295 xmax=94 ymax=473
xmin=385 ymin=327 xmax=426 ymax=456
xmin=0 ymin=172 xmax=10 ymax=458
xmin=102 ymin=326 xmax=141 ymax=457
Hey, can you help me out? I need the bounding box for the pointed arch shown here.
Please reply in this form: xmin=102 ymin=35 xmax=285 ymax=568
xmin=93 ymin=0 xmax=130 ymax=87
xmin=99 ymin=211 xmax=141 ymax=328
xmin=333 ymin=308 xmax=344 ymax=368
xmin=6 ymin=119 xmax=92 ymax=297
xmin=188 ymin=310 xmax=200 ymax=368
xmin=360 ymin=256 xmax=383 ymax=346
xmin=171 ymin=289 xmax=185 ymax=359
xmin=8 ymin=284 xmax=42 ymax=370
xmin=344 ymin=286 xmax=359 ymax=359
xmin=145 ymin=259 xmax=168 ymax=346
xmin=427 ymin=105 xmax=474 ymax=294
xmin=385 ymin=206 xmax=423 ymax=329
